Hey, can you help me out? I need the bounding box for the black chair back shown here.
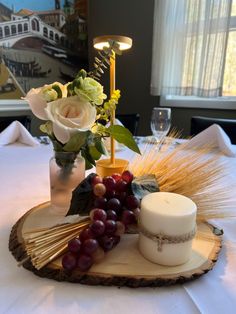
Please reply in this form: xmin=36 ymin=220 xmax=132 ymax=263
xmin=116 ymin=113 xmax=140 ymax=136
xmin=0 ymin=115 xmax=31 ymax=133
xmin=191 ymin=116 xmax=236 ymax=144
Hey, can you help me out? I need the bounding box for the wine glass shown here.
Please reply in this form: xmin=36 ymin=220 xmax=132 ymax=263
xmin=150 ymin=107 xmax=171 ymax=143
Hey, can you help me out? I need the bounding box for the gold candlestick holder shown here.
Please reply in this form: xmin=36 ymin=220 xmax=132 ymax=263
xmin=93 ymin=35 xmax=132 ymax=177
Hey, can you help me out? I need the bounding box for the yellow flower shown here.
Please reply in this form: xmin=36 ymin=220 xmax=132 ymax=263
xmin=41 ymin=87 xmax=58 ymax=102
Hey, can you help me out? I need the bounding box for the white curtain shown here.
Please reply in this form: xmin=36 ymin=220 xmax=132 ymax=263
xmin=151 ymin=0 xmax=232 ymax=97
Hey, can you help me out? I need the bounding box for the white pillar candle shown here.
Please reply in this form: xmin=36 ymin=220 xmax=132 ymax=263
xmin=139 ymin=192 xmax=197 ymax=266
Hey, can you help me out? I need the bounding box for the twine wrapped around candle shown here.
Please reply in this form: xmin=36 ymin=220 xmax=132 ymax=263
xmin=139 ymin=223 xmax=197 ymax=252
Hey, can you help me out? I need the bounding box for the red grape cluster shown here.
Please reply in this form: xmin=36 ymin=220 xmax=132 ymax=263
xmin=62 ymin=170 xmax=140 ymax=272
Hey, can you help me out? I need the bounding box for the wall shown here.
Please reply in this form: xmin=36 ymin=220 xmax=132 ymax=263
xmin=88 ymin=0 xmax=236 ymax=136
xmin=88 ymin=0 xmax=156 ymax=135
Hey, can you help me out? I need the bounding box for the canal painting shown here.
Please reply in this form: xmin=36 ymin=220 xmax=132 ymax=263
xmin=0 ymin=0 xmax=88 ymax=99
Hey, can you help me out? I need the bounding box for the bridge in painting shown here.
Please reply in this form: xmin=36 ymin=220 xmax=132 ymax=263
xmin=0 ymin=15 xmax=66 ymax=47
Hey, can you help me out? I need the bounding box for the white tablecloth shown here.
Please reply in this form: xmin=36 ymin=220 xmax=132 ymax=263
xmin=1 ymin=141 xmax=236 ymax=314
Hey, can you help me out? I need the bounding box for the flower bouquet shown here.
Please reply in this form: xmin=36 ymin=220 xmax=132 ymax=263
xmin=25 ymin=69 xmax=140 ymax=212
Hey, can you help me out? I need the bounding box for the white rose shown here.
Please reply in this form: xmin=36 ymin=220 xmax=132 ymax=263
xmin=45 ymin=95 xmax=97 ymax=143
xmin=24 ymin=87 xmax=48 ymax=120
xmin=75 ymin=77 xmax=107 ymax=105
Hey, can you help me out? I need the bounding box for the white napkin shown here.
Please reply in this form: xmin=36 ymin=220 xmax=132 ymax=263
xmin=184 ymin=124 xmax=236 ymax=157
xmin=0 ymin=121 xmax=39 ymax=147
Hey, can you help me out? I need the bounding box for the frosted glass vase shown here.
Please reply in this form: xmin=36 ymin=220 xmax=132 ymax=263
xmin=49 ymin=151 xmax=85 ymax=215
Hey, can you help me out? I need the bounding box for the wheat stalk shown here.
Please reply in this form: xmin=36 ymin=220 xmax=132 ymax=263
xmin=130 ymin=136 xmax=236 ymax=221
xmin=21 ymin=217 xmax=90 ymax=270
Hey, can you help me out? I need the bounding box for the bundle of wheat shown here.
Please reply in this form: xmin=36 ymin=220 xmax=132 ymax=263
xmin=130 ymin=136 xmax=235 ymax=221
xmin=21 ymin=218 xmax=90 ymax=270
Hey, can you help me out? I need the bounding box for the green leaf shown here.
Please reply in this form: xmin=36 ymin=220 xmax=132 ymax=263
xmin=76 ymin=69 xmax=87 ymax=79
xmin=94 ymin=137 xmax=108 ymax=155
xmin=81 ymin=146 xmax=98 ymax=170
xmin=108 ymin=40 xmax=122 ymax=55
xmin=89 ymin=145 xmax=102 ymax=161
xmin=81 ymin=151 xmax=94 ymax=170
xmin=67 ymin=83 xmax=74 ymax=96
xmin=107 ymin=125 xmax=141 ymax=154
xmin=66 ymin=173 xmax=96 ymax=216
xmin=72 ymin=78 xmax=81 ymax=89
xmin=63 ymin=131 xmax=89 ymax=152
xmin=131 ymin=174 xmax=159 ymax=199
xmin=52 ymin=84 xmax=62 ymax=98
xmin=52 ymin=140 xmax=64 ymax=152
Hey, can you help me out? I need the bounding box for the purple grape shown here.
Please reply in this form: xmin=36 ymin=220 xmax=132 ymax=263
xmin=79 ymin=227 xmax=94 ymax=242
xmin=105 ymin=220 xmax=117 ymax=236
xmin=103 ymin=176 xmax=116 ymax=191
xmin=106 ymin=198 xmax=121 ymax=212
xmin=77 ymin=254 xmax=93 ymax=271
xmin=106 ymin=210 xmax=118 ymax=221
xmin=62 ymin=252 xmax=77 ymax=271
xmin=125 ymin=195 xmax=140 ymax=210
xmin=115 ymin=180 xmax=127 ymax=192
xmin=121 ymin=210 xmax=136 ymax=225
xmin=94 ymin=197 xmax=107 ymax=209
xmin=122 ymin=170 xmax=134 ymax=183
xmin=105 ymin=189 xmax=116 ymax=199
xmin=121 ymin=205 xmax=128 ymax=212
xmin=112 ymin=173 xmax=122 ymax=182
xmin=98 ymin=235 xmax=114 ymax=251
xmin=68 ymin=238 xmax=81 ymax=253
xmin=115 ymin=221 xmax=126 ymax=235
xmin=82 ymin=239 xmax=99 ymax=255
xmin=91 ymin=175 xmax=103 ymax=186
xmin=90 ymin=220 xmax=105 ymax=236
xmin=133 ymin=207 xmax=141 ymax=219
xmin=115 ymin=192 xmax=127 ymax=204
xmin=90 ymin=208 xmax=107 ymax=222
xmin=93 ymin=183 xmax=106 ymax=196
xmin=112 ymin=235 xmax=121 ymax=247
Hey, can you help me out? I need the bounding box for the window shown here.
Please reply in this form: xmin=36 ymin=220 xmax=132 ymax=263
xmin=11 ymin=25 xmax=16 ymax=35
xmin=152 ymin=0 xmax=236 ymax=109
xmin=24 ymin=23 xmax=28 ymax=32
xmin=49 ymin=30 xmax=54 ymax=40
xmin=223 ymin=0 xmax=236 ymax=95
xmin=18 ymin=24 xmax=22 ymax=34
xmin=43 ymin=27 xmax=48 ymax=37
xmin=4 ymin=26 xmax=10 ymax=37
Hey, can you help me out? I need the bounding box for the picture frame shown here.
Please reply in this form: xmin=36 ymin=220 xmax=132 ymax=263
xmin=0 ymin=0 xmax=88 ymax=109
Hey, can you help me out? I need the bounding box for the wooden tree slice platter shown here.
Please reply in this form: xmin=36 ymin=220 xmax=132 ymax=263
xmin=9 ymin=202 xmax=222 ymax=287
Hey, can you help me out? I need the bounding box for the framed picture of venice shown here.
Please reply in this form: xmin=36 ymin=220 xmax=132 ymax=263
xmin=0 ymin=0 xmax=88 ymax=100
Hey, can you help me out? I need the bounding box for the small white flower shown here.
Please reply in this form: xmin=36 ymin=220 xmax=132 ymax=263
xmin=42 ymin=88 xmax=58 ymax=102
xmin=24 ymin=82 xmax=68 ymax=120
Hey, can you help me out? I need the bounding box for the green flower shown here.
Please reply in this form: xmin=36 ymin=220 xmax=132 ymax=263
xmin=74 ymin=77 xmax=107 ymax=105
